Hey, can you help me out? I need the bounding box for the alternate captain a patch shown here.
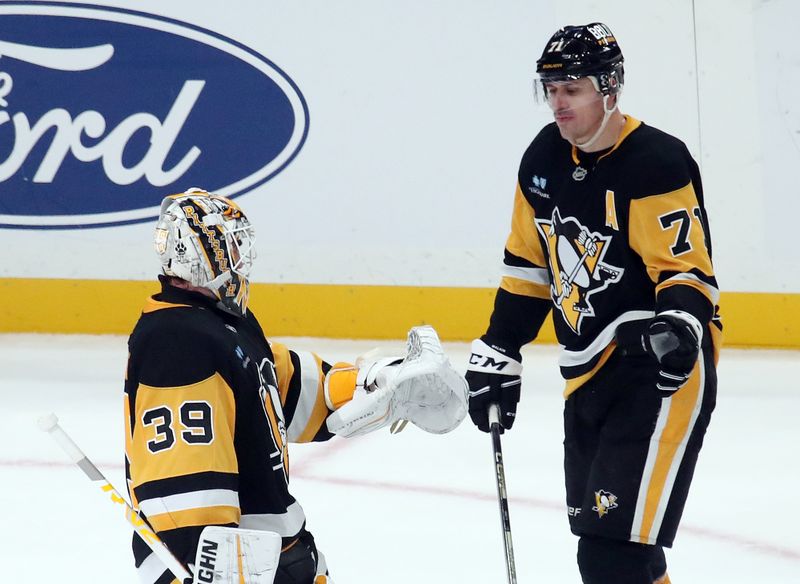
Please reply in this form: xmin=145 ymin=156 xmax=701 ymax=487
xmin=535 ymin=208 xmax=623 ymax=333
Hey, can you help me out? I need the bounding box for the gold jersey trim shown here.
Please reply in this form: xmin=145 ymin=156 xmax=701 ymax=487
xmin=571 ymin=115 xmax=642 ymax=165
xmin=562 ymin=343 xmax=617 ymax=398
xmin=142 ymin=297 xmax=192 ymax=314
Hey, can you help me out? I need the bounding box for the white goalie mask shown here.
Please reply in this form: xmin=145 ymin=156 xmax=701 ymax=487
xmin=154 ymin=188 xmax=256 ymax=316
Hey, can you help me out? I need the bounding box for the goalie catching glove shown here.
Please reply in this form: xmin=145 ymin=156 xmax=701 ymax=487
xmin=325 ymin=325 xmax=468 ymax=438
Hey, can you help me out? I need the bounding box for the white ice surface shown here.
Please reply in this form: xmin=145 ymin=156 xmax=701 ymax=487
xmin=2 ymin=334 xmax=798 ymax=583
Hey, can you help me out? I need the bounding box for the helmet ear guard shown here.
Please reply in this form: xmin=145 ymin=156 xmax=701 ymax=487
xmin=154 ymin=188 xmax=256 ymax=316
xmin=589 ymin=64 xmax=624 ymax=97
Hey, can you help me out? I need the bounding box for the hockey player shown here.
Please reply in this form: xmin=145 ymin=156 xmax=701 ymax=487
xmin=465 ymin=23 xmax=721 ymax=584
xmin=125 ymin=188 xmax=467 ymax=584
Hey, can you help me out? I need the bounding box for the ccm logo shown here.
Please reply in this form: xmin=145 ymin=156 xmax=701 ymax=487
xmin=469 ymin=353 xmax=509 ymax=371
xmin=0 ymin=2 xmax=308 ymax=229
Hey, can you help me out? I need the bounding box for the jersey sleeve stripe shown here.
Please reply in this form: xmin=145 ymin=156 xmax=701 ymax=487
xmin=285 ymin=351 xmax=328 ymax=442
xmin=138 ymin=488 xmax=239 ymax=517
xmin=269 ymin=341 xmax=295 ymax=404
xmin=146 ymin=504 xmax=239 ymax=532
xmin=656 ymin=273 xmax=720 ymax=306
xmin=240 ymin=500 xmax=307 ymax=538
xmin=501 ymin=264 xmax=551 ymax=285
xmin=500 ymin=276 xmax=552 ymax=300
xmin=134 ymin=470 xmax=238 ymax=501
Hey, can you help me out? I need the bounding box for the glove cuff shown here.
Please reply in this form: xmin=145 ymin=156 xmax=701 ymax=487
xmin=467 ymin=339 xmax=523 ymax=375
xmin=658 ymin=309 xmax=704 ymax=344
xmin=356 ymin=356 xmax=403 ymax=392
xmin=323 ymin=364 xmax=358 ymax=410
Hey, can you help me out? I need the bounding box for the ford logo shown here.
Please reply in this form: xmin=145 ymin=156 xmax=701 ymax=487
xmin=0 ymin=2 xmax=309 ymax=229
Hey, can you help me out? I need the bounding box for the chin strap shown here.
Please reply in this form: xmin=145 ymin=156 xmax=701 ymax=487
xmin=574 ymin=94 xmax=618 ymax=151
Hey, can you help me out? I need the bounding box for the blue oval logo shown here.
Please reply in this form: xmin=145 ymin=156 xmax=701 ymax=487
xmin=0 ymin=2 xmax=309 ymax=229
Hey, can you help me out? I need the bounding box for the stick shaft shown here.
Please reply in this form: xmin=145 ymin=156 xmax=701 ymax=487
xmin=42 ymin=416 xmax=192 ymax=583
xmin=488 ymin=404 xmax=517 ymax=584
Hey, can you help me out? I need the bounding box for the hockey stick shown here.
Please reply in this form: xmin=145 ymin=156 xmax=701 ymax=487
xmin=37 ymin=413 xmax=192 ymax=583
xmin=488 ymin=403 xmax=517 ymax=584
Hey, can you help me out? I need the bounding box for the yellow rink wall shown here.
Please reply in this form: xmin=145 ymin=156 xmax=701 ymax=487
xmin=0 ymin=278 xmax=797 ymax=348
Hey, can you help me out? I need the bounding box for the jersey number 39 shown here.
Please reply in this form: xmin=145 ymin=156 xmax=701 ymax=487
xmin=142 ymin=401 xmax=214 ymax=453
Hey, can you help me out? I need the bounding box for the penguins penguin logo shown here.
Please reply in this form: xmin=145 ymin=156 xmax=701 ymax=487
xmin=592 ymin=489 xmax=619 ymax=518
xmin=535 ymin=208 xmax=623 ymax=333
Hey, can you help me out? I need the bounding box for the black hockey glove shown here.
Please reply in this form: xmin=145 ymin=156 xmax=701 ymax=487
xmin=466 ymin=338 xmax=522 ymax=432
xmin=642 ymin=311 xmax=703 ymax=395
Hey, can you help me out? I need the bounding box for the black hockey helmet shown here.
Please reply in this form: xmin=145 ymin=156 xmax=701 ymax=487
xmin=535 ymin=22 xmax=624 ymax=97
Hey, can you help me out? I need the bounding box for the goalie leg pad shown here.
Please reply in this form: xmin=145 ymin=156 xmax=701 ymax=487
xmin=193 ymin=526 xmax=281 ymax=584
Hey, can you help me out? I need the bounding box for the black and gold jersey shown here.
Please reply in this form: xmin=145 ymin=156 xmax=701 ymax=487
xmin=124 ymin=277 xmax=351 ymax=584
xmin=488 ymin=116 xmax=721 ymax=396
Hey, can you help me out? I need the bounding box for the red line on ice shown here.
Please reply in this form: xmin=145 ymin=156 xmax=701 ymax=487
xmin=11 ymin=457 xmax=799 ymax=562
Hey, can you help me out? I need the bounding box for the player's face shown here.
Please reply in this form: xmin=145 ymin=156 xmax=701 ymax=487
xmin=544 ymin=77 xmax=605 ymax=144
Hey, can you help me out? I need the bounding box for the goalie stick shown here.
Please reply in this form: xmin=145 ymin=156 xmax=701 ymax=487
xmin=37 ymin=412 xmax=192 ymax=583
xmin=489 ymin=403 xmax=517 ymax=584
